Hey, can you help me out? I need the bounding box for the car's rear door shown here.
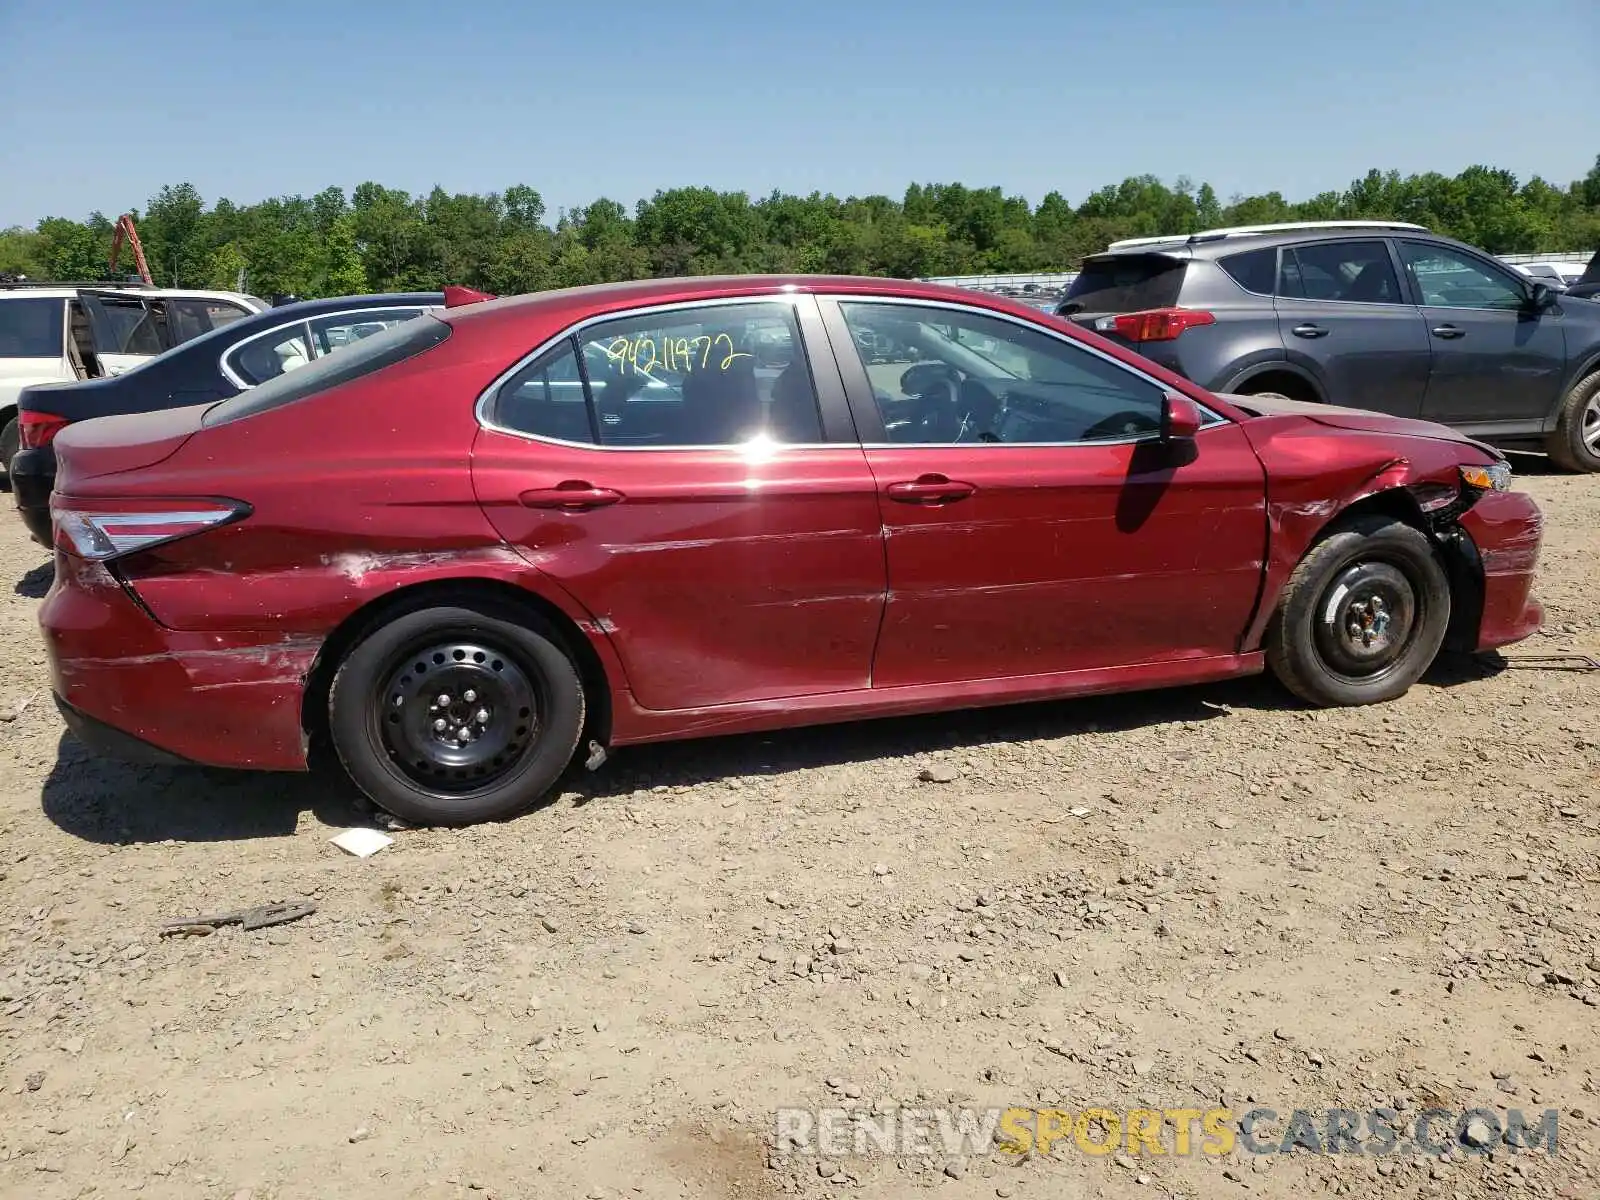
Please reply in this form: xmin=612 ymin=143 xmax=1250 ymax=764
xmin=820 ymin=295 xmax=1267 ymax=690
xmin=76 ymin=290 xmax=174 ymax=375
xmin=1396 ymin=240 xmax=1566 ymax=431
xmin=1272 ymin=239 xmax=1432 ymax=416
xmin=472 ymin=294 xmax=887 ymax=711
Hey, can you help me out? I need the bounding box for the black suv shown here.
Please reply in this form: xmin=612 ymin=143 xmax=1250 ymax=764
xmin=1056 ymin=221 xmax=1600 ymax=471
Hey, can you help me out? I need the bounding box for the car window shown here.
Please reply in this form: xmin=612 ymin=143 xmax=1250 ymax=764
xmin=1278 ymin=241 xmax=1403 ymax=304
xmin=1399 ymin=242 xmax=1527 ymax=310
xmin=493 ymin=339 xmax=595 ymax=444
xmin=1059 ymin=255 xmax=1187 ymax=314
xmin=86 ymin=296 xmax=165 ymax=354
xmin=0 ymin=298 xmax=64 ymax=358
xmin=309 ymin=308 xmax=428 ymax=356
xmin=204 ymin=317 xmax=452 ymax=427
xmin=1218 ymin=247 xmax=1277 ymax=295
xmin=166 ymin=299 xmax=252 ymax=343
xmin=837 ymin=301 xmax=1171 ymax=445
xmin=228 ymin=322 xmax=314 ymax=386
xmin=572 ymin=301 xmax=823 ymax=447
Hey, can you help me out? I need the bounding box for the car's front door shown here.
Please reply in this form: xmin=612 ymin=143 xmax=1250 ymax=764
xmin=821 ymin=296 xmax=1267 ymax=690
xmin=1396 ymin=240 xmax=1567 ymax=430
xmin=472 ymin=295 xmax=887 ymax=711
xmin=1272 ymin=239 xmax=1432 ymax=416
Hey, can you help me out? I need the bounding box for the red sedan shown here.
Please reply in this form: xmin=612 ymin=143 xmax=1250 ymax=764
xmin=39 ymin=276 xmax=1543 ymax=825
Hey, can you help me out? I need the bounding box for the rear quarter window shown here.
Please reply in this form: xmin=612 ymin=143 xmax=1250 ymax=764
xmin=1059 ymin=255 xmax=1186 ymax=313
xmin=1219 ymin=247 xmax=1277 ymax=295
xmin=202 ymin=315 xmax=451 ymax=427
xmin=0 ymin=298 xmax=65 ymax=358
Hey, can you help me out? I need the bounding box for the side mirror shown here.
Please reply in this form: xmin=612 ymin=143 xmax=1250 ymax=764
xmin=1160 ymin=392 xmax=1203 ymax=442
xmin=1528 ymin=282 xmax=1556 ymax=310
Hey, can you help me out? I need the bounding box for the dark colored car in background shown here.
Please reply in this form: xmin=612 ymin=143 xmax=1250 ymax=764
xmin=8 ymin=292 xmax=444 ymax=541
xmin=1056 ymin=221 xmax=1600 ymax=472
xmin=1564 ymin=249 xmax=1600 ymax=301
xmin=39 ymin=274 xmax=1541 ymax=828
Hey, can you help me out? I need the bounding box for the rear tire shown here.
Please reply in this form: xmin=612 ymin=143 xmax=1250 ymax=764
xmin=0 ymin=415 xmax=18 ymax=493
xmin=328 ymin=603 xmax=586 ymax=825
xmin=1265 ymin=515 xmax=1451 ymax=706
xmin=1544 ymin=370 xmax=1600 ymax=473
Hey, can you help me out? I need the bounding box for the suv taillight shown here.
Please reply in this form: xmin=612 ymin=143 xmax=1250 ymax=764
xmin=51 ymin=497 xmax=248 ymax=561
xmin=1102 ymin=308 xmax=1216 ymax=342
xmin=19 ymin=411 xmax=70 ymax=450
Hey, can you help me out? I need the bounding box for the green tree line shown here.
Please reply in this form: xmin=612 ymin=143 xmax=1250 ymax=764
xmin=2 ymin=158 xmax=1597 ymax=299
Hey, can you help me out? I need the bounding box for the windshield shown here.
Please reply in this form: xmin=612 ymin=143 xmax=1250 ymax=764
xmin=0 ymin=298 xmax=64 ymax=358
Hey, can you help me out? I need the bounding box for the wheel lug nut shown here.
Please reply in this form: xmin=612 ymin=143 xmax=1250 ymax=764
xmin=437 ymin=694 xmax=451 ymax=706
xmin=475 ymin=709 xmax=490 ymax=724
xmin=464 ymin=689 xmax=477 ymax=703
xmin=433 ymin=718 xmax=447 ymax=732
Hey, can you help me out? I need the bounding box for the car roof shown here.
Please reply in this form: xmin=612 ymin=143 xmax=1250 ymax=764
xmin=0 ymin=284 xmax=263 ymax=304
xmin=1088 ymin=226 xmax=1483 ymax=262
xmin=439 ymin=274 xmax=1035 ymax=334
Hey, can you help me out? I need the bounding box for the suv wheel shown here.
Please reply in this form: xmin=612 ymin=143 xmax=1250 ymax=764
xmin=1545 ymin=370 xmax=1600 ymax=472
xmin=0 ymin=415 xmax=18 ymax=493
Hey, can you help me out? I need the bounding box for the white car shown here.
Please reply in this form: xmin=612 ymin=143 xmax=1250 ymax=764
xmin=0 ymin=282 xmax=268 ymax=487
xmin=1510 ymin=261 xmax=1590 ymax=289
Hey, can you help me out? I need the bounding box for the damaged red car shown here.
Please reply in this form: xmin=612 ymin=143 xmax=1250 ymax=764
xmin=40 ymin=276 xmax=1543 ymax=825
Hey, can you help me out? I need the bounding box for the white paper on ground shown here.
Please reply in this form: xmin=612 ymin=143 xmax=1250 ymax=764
xmin=330 ymin=827 xmax=394 ymax=857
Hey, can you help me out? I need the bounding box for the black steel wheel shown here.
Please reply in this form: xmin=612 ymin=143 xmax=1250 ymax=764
xmin=329 ymin=603 xmax=586 ymax=825
xmin=1266 ymin=515 xmax=1451 ymax=706
xmin=1309 ymin=561 xmax=1420 ymax=686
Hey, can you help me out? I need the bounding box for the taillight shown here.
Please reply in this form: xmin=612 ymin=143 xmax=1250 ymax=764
xmin=51 ymin=496 xmax=248 ymax=561
xmin=1103 ymin=308 xmax=1216 ymax=342
xmin=19 ymin=411 xmax=70 ymax=450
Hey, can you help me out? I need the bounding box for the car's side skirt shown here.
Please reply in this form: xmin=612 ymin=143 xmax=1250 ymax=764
xmin=608 ymin=652 xmax=1266 ymax=745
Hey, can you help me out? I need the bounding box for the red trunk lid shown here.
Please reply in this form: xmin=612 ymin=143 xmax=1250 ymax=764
xmin=52 ymin=403 xmax=209 ymax=490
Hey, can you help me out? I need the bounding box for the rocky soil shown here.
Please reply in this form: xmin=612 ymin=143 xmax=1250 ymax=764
xmin=0 ymin=464 xmax=1596 ymax=1200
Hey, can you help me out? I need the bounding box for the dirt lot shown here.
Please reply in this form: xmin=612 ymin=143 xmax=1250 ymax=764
xmin=0 ymin=465 xmax=1596 ymax=1200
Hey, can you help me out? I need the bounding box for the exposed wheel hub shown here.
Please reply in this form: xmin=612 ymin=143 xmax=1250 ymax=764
xmin=1315 ymin=562 xmax=1418 ymax=679
xmin=378 ymin=641 xmax=539 ymax=792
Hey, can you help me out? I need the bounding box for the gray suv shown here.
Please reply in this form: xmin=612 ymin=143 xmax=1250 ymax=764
xmin=1056 ymin=221 xmax=1600 ymax=471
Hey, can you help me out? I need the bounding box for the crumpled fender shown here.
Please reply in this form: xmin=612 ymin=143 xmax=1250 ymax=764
xmin=1238 ymin=413 xmax=1480 ymax=652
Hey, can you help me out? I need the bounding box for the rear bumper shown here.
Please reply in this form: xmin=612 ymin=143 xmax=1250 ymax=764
xmin=1457 ymin=489 xmax=1544 ymax=652
xmin=40 ymin=553 xmax=316 ymax=771
xmin=9 ymin=445 xmax=54 ymax=544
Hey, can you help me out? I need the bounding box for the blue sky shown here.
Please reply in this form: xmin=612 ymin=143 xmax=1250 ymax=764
xmin=1 ymin=0 xmax=1595 ymax=227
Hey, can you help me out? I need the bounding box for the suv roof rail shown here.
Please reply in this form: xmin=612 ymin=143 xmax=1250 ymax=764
xmin=0 ymin=277 xmax=155 ymax=290
xmin=1106 ymin=220 xmax=1431 ymax=252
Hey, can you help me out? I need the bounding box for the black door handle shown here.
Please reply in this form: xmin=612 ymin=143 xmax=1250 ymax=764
xmin=1432 ymin=324 xmax=1465 ymax=340
xmin=1291 ymin=324 xmax=1328 ymax=339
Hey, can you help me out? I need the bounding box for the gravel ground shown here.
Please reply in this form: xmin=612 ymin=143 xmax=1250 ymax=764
xmin=0 ymin=465 xmax=1596 ymax=1200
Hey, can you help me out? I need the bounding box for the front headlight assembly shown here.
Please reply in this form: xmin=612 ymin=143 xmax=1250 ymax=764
xmin=1459 ymin=461 xmax=1513 ymax=493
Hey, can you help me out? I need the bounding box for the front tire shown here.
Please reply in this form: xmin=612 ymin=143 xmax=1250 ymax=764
xmin=328 ymin=603 xmax=586 ymax=825
xmin=1265 ymin=515 xmax=1451 ymax=706
xmin=1545 ymin=370 xmax=1600 ymax=473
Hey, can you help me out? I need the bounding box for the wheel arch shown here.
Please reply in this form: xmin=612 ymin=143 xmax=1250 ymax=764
xmin=1245 ymin=480 xmax=1483 ymax=654
xmin=300 ymin=577 xmax=616 ymax=762
xmin=1554 ymin=350 xmax=1600 ymax=426
xmin=1222 ymin=362 xmax=1326 ymax=403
